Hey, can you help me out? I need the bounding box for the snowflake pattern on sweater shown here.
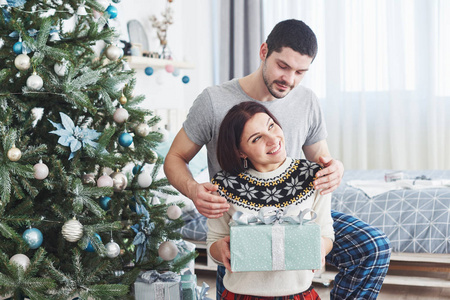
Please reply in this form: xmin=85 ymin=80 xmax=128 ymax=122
xmin=212 ymin=159 xmax=321 ymax=211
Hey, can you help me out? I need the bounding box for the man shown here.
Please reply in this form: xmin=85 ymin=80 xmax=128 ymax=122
xmin=164 ymin=19 xmax=391 ymax=300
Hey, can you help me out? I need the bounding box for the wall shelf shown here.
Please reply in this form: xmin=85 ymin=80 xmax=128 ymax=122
xmin=123 ymin=55 xmax=195 ymax=70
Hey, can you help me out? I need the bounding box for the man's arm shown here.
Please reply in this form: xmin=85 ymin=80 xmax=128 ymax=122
xmin=303 ymin=140 xmax=344 ymax=195
xmin=163 ymin=128 xmax=230 ymax=218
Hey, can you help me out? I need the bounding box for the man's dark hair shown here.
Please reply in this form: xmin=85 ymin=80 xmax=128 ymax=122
xmin=217 ymin=101 xmax=282 ymax=175
xmin=266 ymin=19 xmax=318 ymax=60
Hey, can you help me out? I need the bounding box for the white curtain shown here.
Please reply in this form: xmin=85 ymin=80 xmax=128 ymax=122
xmin=262 ymin=0 xmax=450 ymax=170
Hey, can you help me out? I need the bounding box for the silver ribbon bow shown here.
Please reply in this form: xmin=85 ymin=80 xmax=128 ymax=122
xmin=137 ymin=270 xmax=180 ymax=284
xmin=232 ymin=205 xmax=317 ymax=226
xmin=196 ymin=282 xmax=213 ymax=300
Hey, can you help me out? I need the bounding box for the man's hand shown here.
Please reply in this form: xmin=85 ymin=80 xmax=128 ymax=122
xmin=188 ymin=182 xmax=230 ymax=218
xmin=314 ymin=156 xmax=344 ymax=195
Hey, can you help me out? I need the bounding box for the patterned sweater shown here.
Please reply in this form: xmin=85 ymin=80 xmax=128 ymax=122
xmin=206 ymin=157 xmax=334 ymax=297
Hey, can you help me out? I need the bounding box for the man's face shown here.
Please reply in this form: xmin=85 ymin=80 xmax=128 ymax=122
xmin=262 ymin=47 xmax=313 ymax=99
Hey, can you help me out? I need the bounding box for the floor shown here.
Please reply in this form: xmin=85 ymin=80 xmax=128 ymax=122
xmin=196 ymin=269 xmax=450 ymax=300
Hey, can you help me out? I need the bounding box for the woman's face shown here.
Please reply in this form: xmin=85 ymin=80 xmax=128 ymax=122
xmin=239 ymin=112 xmax=287 ymax=172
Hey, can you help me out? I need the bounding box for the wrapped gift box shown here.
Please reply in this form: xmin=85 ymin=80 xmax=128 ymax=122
xmin=134 ymin=270 xmax=181 ymax=300
xmin=230 ymin=211 xmax=321 ymax=272
xmin=181 ymin=273 xmax=197 ymax=300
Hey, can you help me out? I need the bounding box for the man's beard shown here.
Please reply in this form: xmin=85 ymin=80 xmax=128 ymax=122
xmin=262 ymin=62 xmax=294 ymax=99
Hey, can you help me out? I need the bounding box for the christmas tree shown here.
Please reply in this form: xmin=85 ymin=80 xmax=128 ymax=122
xmin=0 ymin=1 xmax=195 ymax=299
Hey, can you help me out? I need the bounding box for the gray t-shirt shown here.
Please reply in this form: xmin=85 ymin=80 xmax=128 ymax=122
xmin=183 ymin=78 xmax=327 ymax=178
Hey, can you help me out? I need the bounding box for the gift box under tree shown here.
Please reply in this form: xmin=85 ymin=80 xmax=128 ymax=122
xmin=134 ymin=270 xmax=181 ymax=300
xmin=230 ymin=207 xmax=321 ymax=272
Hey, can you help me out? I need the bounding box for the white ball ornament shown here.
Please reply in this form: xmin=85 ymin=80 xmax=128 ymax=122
xmin=105 ymin=241 xmax=121 ymax=258
xmin=27 ymin=72 xmax=44 ymax=90
xmin=7 ymin=146 xmax=21 ymax=161
xmin=135 ymin=123 xmax=150 ymax=137
xmin=113 ymin=107 xmax=129 ymax=124
xmin=111 ymin=171 xmax=128 ymax=192
xmin=158 ymin=241 xmax=178 ymax=261
xmin=167 ymin=205 xmax=182 ymax=220
xmin=62 ymin=218 xmax=84 ymax=242
xmin=54 ymin=62 xmax=67 ymax=76
xmin=33 ymin=161 xmax=49 ymax=180
xmin=137 ymin=172 xmax=152 ymax=188
xmin=10 ymin=254 xmax=30 ymax=270
xmin=97 ymin=174 xmax=114 ymax=187
xmin=105 ymin=45 xmax=123 ymax=61
xmin=14 ymin=54 xmax=31 ymax=71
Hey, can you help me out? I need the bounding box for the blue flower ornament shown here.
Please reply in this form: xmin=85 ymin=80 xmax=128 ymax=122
xmin=49 ymin=112 xmax=102 ymax=159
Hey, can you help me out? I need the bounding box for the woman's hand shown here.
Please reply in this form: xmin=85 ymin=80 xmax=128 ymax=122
xmin=212 ymin=236 xmax=232 ymax=272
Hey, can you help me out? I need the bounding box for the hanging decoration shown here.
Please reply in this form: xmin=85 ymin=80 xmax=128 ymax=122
xmin=33 ymin=160 xmax=49 ymax=180
xmin=9 ymin=254 xmax=30 ymax=270
xmin=130 ymin=205 xmax=154 ymax=262
xmin=97 ymin=174 xmax=114 ymax=187
xmin=84 ymin=233 xmax=102 ymax=252
xmin=111 ymin=171 xmax=128 ymax=192
xmin=166 ymin=205 xmax=182 ymax=220
xmin=26 ymin=72 xmax=44 ymax=90
xmin=49 ymin=112 xmax=102 ymax=160
xmin=14 ymin=53 xmax=31 ymax=71
xmin=113 ymin=107 xmax=129 ymax=124
xmin=137 ymin=171 xmax=152 ymax=188
xmin=22 ymin=227 xmax=43 ymax=249
xmin=105 ymin=4 xmax=118 ymax=19
xmin=105 ymin=240 xmax=121 ymax=258
xmin=7 ymin=145 xmax=21 ymax=161
xmin=134 ymin=123 xmax=150 ymax=137
xmin=99 ymin=196 xmax=111 ymax=210
xmin=158 ymin=240 xmax=178 ymax=261
xmin=61 ymin=218 xmax=84 ymax=242
xmin=118 ymin=132 xmax=133 ymax=147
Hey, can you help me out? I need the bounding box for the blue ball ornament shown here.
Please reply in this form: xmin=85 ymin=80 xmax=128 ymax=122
xmin=129 ymin=196 xmax=146 ymax=212
xmin=172 ymin=68 xmax=180 ymax=77
xmin=132 ymin=165 xmax=142 ymax=175
xmin=84 ymin=233 xmax=102 ymax=252
xmin=182 ymin=75 xmax=190 ymax=84
xmin=99 ymin=196 xmax=111 ymax=211
xmin=105 ymin=5 xmax=118 ymax=19
xmin=144 ymin=67 xmax=154 ymax=76
xmin=118 ymin=132 xmax=133 ymax=147
xmin=13 ymin=41 xmax=23 ymax=54
xmin=23 ymin=228 xmax=43 ymax=249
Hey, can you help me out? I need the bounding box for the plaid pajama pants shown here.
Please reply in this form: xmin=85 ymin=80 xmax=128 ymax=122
xmin=216 ymin=210 xmax=391 ymax=300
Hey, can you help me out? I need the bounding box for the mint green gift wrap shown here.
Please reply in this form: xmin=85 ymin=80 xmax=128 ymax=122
xmin=230 ymin=207 xmax=322 ymax=272
xmin=181 ymin=273 xmax=197 ymax=300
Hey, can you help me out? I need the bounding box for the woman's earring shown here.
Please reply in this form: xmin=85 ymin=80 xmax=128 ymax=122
xmin=243 ymin=158 xmax=248 ymax=169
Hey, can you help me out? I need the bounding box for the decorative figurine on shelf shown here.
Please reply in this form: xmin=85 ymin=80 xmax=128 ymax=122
xmin=149 ymin=0 xmax=174 ymax=59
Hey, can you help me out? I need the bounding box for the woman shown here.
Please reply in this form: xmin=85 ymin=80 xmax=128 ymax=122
xmin=206 ymin=101 xmax=334 ymax=300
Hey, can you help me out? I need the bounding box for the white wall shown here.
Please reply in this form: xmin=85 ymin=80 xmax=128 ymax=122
xmin=109 ymin=0 xmax=214 ymax=131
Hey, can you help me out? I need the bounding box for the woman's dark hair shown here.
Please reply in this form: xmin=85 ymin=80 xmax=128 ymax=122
xmin=266 ymin=19 xmax=318 ymax=60
xmin=217 ymin=101 xmax=282 ymax=175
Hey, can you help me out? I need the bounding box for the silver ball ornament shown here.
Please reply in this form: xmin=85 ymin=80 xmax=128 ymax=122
xmin=27 ymin=73 xmax=44 ymax=90
xmin=105 ymin=45 xmax=123 ymax=61
xmin=113 ymin=107 xmax=129 ymax=124
xmin=148 ymin=150 xmax=158 ymax=164
xmin=105 ymin=241 xmax=121 ymax=258
xmin=54 ymin=62 xmax=67 ymax=76
xmin=61 ymin=218 xmax=84 ymax=242
xmin=137 ymin=172 xmax=152 ymax=188
xmin=97 ymin=174 xmax=114 ymax=187
xmin=135 ymin=123 xmax=150 ymax=137
xmin=7 ymin=146 xmax=22 ymax=161
xmin=158 ymin=241 xmax=178 ymax=261
xmin=14 ymin=54 xmax=31 ymax=71
xmin=167 ymin=205 xmax=182 ymax=220
xmin=33 ymin=162 xmax=49 ymax=180
xmin=82 ymin=173 xmax=96 ymax=185
xmin=10 ymin=254 xmax=30 ymax=270
xmin=111 ymin=171 xmax=128 ymax=192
